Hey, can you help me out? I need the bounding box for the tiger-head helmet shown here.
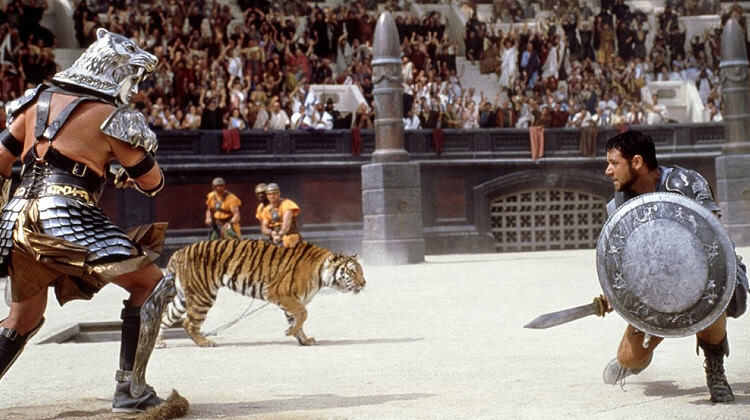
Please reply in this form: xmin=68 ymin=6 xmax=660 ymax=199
xmin=52 ymin=28 xmax=158 ymax=105
xmin=329 ymin=254 xmax=366 ymax=294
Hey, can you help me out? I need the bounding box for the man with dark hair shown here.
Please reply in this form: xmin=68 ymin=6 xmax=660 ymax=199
xmin=254 ymin=182 xmax=268 ymax=225
xmin=602 ymin=130 xmax=748 ymax=403
xmin=200 ymin=98 xmax=225 ymax=129
xmin=478 ymin=101 xmax=497 ymax=128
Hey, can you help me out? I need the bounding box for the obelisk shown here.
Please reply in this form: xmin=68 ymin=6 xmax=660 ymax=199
xmin=716 ymin=18 xmax=750 ymax=245
xmin=361 ymin=11 xmax=425 ymax=264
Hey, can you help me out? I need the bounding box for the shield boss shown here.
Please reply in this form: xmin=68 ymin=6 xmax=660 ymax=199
xmin=597 ymin=192 xmax=736 ymax=337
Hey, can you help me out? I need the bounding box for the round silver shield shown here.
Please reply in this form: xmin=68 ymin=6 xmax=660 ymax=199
xmin=596 ymin=192 xmax=736 ymax=338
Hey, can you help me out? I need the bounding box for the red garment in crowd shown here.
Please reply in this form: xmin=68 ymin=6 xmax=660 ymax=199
xmin=550 ymin=110 xmax=569 ymax=128
xmin=579 ymin=126 xmax=598 ymax=157
xmin=529 ymin=125 xmax=544 ymax=160
xmin=432 ymin=128 xmax=444 ymax=156
xmin=351 ymin=127 xmax=362 ymax=156
xmin=221 ymin=129 xmax=241 ymax=153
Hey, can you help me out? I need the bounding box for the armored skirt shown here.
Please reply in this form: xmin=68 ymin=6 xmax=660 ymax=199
xmin=0 ymin=189 xmax=166 ymax=306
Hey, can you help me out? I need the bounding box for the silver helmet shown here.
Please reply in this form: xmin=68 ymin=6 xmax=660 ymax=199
xmin=52 ymin=28 xmax=158 ymax=105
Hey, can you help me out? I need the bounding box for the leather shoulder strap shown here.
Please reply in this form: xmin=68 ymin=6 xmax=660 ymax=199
xmin=5 ymin=84 xmax=48 ymax=125
xmin=34 ymin=91 xmax=53 ymax=140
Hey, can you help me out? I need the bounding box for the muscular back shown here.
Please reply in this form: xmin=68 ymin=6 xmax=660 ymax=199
xmin=2 ymin=93 xmax=161 ymax=190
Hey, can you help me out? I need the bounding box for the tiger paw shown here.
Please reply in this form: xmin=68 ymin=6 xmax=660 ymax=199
xmin=297 ymin=337 xmax=317 ymax=346
xmin=195 ymin=338 xmax=217 ymax=347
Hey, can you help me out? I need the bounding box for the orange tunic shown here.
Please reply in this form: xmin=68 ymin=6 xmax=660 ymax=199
xmin=260 ymin=198 xmax=301 ymax=247
xmin=206 ymin=191 xmax=242 ymax=238
xmin=256 ymin=203 xmax=265 ymax=222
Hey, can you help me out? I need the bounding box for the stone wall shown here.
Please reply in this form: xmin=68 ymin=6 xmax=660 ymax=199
xmin=96 ymin=124 xmax=727 ymax=262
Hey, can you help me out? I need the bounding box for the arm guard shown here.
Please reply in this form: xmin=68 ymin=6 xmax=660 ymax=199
xmin=100 ymin=106 xmax=159 ymax=154
xmin=664 ymin=166 xmax=721 ymax=215
xmin=123 ymin=153 xmax=156 ymax=179
xmin=0 ymin=129 xmax=23 ymax=157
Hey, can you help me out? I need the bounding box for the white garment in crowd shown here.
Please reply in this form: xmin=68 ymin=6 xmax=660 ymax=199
xmin=227 ymin=53 xmax=243 ymax=79
xmin=301 ymin=110 xmax=333 ymax=129
xmin=541 ymin=45 xmax=559 ymax=80
xmin=646 ymin=103 xmax=667 ymax=125
xmin=704 ymin=108 xmax=723 ymax=122
xmin=290 ymin=110 xmax=305 ymax=129
xmin=268 ymin=109 xmax=290 ymax=130
xmin=402 ymin=60 xmax=414 ymax=83
xmin=499 ymin=45 xmax=518 ymax=89
xmin=228 ymin=116 xmax=246 ymax=130
xmin=253 ymin=108 xmax=269 ymax=130
xmin=404 ymin=114 xmax=421 ymax=130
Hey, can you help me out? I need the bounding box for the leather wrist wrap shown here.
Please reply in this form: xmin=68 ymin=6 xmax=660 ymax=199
xmin=0 ymin=130 xmax=23 ymax=157
xmin=124 ymin=153 xmax=156 ymax=179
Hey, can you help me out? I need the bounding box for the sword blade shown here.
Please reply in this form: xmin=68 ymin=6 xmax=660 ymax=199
xmin=524 ymin=301 xmax=601 ymax=329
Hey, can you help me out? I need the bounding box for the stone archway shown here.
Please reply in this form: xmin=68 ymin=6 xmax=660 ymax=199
xmin=473 ymin=169 xmax=613 ymax=252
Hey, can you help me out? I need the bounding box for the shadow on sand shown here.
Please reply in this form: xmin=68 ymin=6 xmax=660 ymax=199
xmin=162 ymin=337 xmax=424 ymax=348
xmin=638 ymin=380 xmax=750 ymax=405
xmin=0 ymin=406 xmax=121 ymax=420
xmin=191 ymin=392 xmax=435 ymax=417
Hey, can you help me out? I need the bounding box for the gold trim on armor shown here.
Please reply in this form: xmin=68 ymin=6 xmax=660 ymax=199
xmin=45 ymin=185 xmax=94 ymax=205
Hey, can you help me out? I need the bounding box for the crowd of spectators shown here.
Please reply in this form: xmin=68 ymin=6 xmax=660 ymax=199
xmin=72 ymin=0 xmax=389 ymax=132
xmin=0 ymin=0 xmax=59 ymax=129
xmin=443 ymin=0 xmax=736 ymax=132
xmin=0 ymin=0 xmax=744 ymax=134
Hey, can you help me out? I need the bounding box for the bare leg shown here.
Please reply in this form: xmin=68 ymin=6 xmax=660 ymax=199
xmin=617 ymin=324 xmax=664 ymax=369
xmin=112 ymin=263 xmax=164 ymax=305
xmin=696 ymin=314 xmax=726 ymax=345
xmin=603 ymin=324 xmax=663 ymax=385
xmin=0 ymin=286 xmax=48 ymax=379
xmin=0 ymin=286 xmax=48 ymax=335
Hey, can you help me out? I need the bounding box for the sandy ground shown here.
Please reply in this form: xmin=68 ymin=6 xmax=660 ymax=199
xmin=0 ymin=248 xmax=748 ymax=420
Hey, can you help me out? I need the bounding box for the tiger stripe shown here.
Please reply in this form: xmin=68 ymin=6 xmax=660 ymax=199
xmin=155 ymin=239 xmax=365 ymax=347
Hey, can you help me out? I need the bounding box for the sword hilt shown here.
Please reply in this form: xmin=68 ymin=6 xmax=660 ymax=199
xmin=594 ymin=294 xmax=612 ymax=317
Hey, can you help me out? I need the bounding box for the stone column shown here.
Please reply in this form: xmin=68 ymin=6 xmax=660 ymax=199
xmin=361 ymin=12 xmax=425 ymax=264
xmin=716 ymin=18 xmax=750 ymax=245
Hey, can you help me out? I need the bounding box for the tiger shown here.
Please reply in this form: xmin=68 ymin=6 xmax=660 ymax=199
xmin=156 ymin=239 xmax=365 ymax=347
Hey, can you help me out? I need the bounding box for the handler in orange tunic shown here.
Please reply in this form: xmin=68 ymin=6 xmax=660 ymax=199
xmin=260 ymin=183 xmax=301 ymax=247
xmin=205 ymin=177 xmax=242 ymax=239
xmin=254 ymin=182 xmax=268 ymax=223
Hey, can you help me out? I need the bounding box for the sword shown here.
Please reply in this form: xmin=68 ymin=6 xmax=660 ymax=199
xmin=524 ymin=295 xmax=612 ymax=329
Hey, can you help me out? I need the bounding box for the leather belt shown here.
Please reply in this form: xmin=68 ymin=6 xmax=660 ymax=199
xmin=22 ymin=148 xmax=104 ymax=191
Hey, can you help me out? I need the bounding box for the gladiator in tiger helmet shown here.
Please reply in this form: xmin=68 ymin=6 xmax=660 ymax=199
xmin=53 ymin=28 xmax=158 ymax=105
xmin=0 ymin=29 xmax=187 ymax=418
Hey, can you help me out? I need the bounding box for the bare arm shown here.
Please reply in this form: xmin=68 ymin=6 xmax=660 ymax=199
xmin=205 ymin=207 xmax=213 ymax=226
xmin=108 ymin=136 xmax=163 ymax=193
xmin=261 ymin=217 xmax=273 ymax=236
xmin=279 ymin=209 xmax=294 ymax=235
xmin=230 ymin=204 xmax=240 ymax=224
xmin=0 ymin=113 xmax=25 ymax=178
